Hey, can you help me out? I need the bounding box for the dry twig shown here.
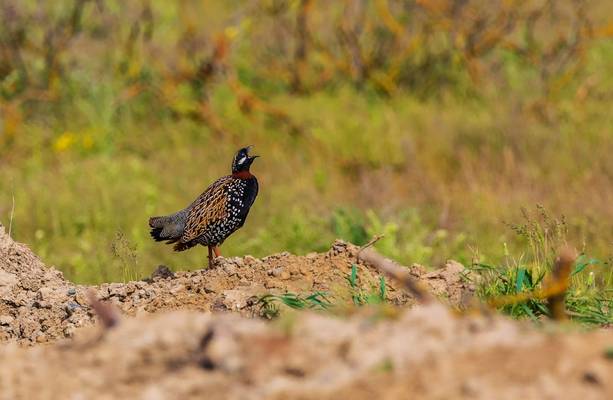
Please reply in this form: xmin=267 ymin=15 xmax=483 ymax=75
xmin=358 ymin=246 xmax=433 ymax=304
xmin=86 ymin=289 xmax=120 ymax=329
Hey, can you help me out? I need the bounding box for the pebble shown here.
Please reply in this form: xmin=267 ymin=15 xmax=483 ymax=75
xmin=63 ymin=325 xmax=76 ymax=337
xmin=203 ymin=286 xmax=217 ymax=294
xmin=64 ymin=302 xmax=81 ymax=316
xmin=0 ymin=315 xmax=14 ymax=325
xmin=264 ymin=279 xmax=279 ymax=289
xmin=75 ymin=292 xmax=89 ymax=306
xmin=170 ymin=285 xmax=185 ymax=295
xmin=223 ymin=264 xmax=238 ymax=276
xmin=269 ymin=267 xmax=284 ymax=277
xmin=67 ymin=288 xmax=77 ymax=296
xmin=244 ymin=255 xmax=257 ymax=264
xmin=37 ymin=287 xmax=53 ymax=302
xmin=34 ymin=301 xmax=52 ymax=309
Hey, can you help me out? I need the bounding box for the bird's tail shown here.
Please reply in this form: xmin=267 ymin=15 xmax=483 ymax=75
xmin=148 ymin=211 xmax=187 ymax=244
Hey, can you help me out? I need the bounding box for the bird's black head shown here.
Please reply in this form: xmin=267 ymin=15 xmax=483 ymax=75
xmin=231 ymin=146 xmax=259 ymax=174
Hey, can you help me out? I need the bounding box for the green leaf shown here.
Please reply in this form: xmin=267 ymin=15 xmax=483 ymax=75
xmin=571 ymin=255 xmax=600 ymax=276
xmin=349 ymin=264 xmax=358 ymax=288
xmin=515 ymin=268 xmax=527 ymax=293
xmin=379 ymin=276 xmax=386 ymax=301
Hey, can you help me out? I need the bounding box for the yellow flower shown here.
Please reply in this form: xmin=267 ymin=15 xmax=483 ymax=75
xmin=53 ymin=132 xmax=76 ymax=152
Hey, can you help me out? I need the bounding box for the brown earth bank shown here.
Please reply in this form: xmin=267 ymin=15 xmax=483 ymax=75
xmin=1 ymin=223 xmax=612 ymax=399
xmin=1 ymin=306 xmax=611 ymax=400
xmin=0 ymin=223 xmax=472 ymax=345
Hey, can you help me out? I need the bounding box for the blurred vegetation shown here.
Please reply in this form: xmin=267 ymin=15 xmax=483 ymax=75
xmin=0 ymin=0 xmax=612 ymax=291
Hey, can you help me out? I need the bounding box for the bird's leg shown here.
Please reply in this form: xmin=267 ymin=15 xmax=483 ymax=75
xmin=213 ymin=246 xmax=221 ymax=258
xmin=207 ymin=246 xmax=213 ymax=268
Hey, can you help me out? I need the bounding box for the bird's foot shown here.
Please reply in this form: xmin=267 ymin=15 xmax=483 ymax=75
xmin=207 ymin=256 xmax=223 ymax=269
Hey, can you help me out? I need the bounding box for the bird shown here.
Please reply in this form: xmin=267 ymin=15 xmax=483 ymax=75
xmin=149 ymin=146 xmax=259 ymax=267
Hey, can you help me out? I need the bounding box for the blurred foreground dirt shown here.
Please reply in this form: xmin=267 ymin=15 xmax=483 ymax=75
xmin=0 ymin=223 xmax=611 ymax=399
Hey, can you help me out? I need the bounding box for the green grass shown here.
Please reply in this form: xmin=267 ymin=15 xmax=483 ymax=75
xmin=470 ymin=262 xmax=612 ymax=325
xmin=258 ymin=292 xmax=332 ymax=320
xmin=257 ymin=263 xmax=388 ymax=319
xmin=257 ymin=253 xmax=612 ymax=326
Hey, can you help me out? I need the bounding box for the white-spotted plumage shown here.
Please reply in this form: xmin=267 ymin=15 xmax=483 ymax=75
xmin=149 ymin=146 xmax=259 ymax=262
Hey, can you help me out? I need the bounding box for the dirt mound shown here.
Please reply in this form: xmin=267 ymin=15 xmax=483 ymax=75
xmin=0 ymin=223 xmax=92 ymax=343
xmin=1 ymin=304 xmax=611 ymax=400
xmin=0 ymin=223 xmax=474 ymax=345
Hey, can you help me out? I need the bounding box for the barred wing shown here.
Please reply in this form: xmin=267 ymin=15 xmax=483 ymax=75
xmin=179 ymin=176 xmax=231 ymax=244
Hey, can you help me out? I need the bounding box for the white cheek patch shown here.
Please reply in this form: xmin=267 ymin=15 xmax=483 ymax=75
xmin=237 ymin=156 xmax=247 ymax=165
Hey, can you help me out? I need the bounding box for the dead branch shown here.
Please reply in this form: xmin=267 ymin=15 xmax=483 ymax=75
xmin=86 ymin=289 xmax=120 ymax=329
xmin=487 ymin=246 xmax=577 ymax=321
xmin=358 ymin=247 xmax=433 ymax=304
xmin=547 ymin=246 xmax=577 ymax=321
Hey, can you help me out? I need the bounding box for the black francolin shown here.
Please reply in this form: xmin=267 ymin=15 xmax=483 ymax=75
xmin=149 ymin=146 xmax=259 ymax=266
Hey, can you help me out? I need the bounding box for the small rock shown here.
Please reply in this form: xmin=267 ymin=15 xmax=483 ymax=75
xmin=124 ymin=284 xmax=136 ymax=295
xmin=97 ymin=286 xmax=110 ymax=298
xmin=210 ymin=297 xmax=228 ymax=312
xmin=203 ymin=286 xmax=217 ymax=294
xmin=222 ymin=289 xmax=252 ymax=310
xmin=0 ymin=315 xmax=14 ymax=325
xmin=223 ymin=264 xmax=237 ymax=276
xmin=244 ymin=255 xmax=257 ymax=264
xmin=149 ymin=265 xmax=175 ymax=281
xmin=108 ymin=283 xmax=125 ymax=297
xmin=67 ymin=288 xmax=77 ymax=296
xmin=63 ymin=325 xmax=76 ymax=337
xmin=264 ymin=279 xmax=279 ymax=289
xmin=75 ymin=292 xmax=89 ymax=306
xmin=0 ymin=271 xmax=18 ymax=297
xmin=170 ymin=285 xmax=185 ymax=295
xmin=36 ymin=334 xmax=47 ymax=343
xmin=299 ymin=264 xmax=311 ymax=275
xmin=37 ymin=287 xmax=53 ymax=302
xmin=65 ymin=302 xmax=81 ymax=316
xmin=583 ymin=371 xmax=601 ymax=385
xmin=34 ymin=301 xmax=52 ymax=309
